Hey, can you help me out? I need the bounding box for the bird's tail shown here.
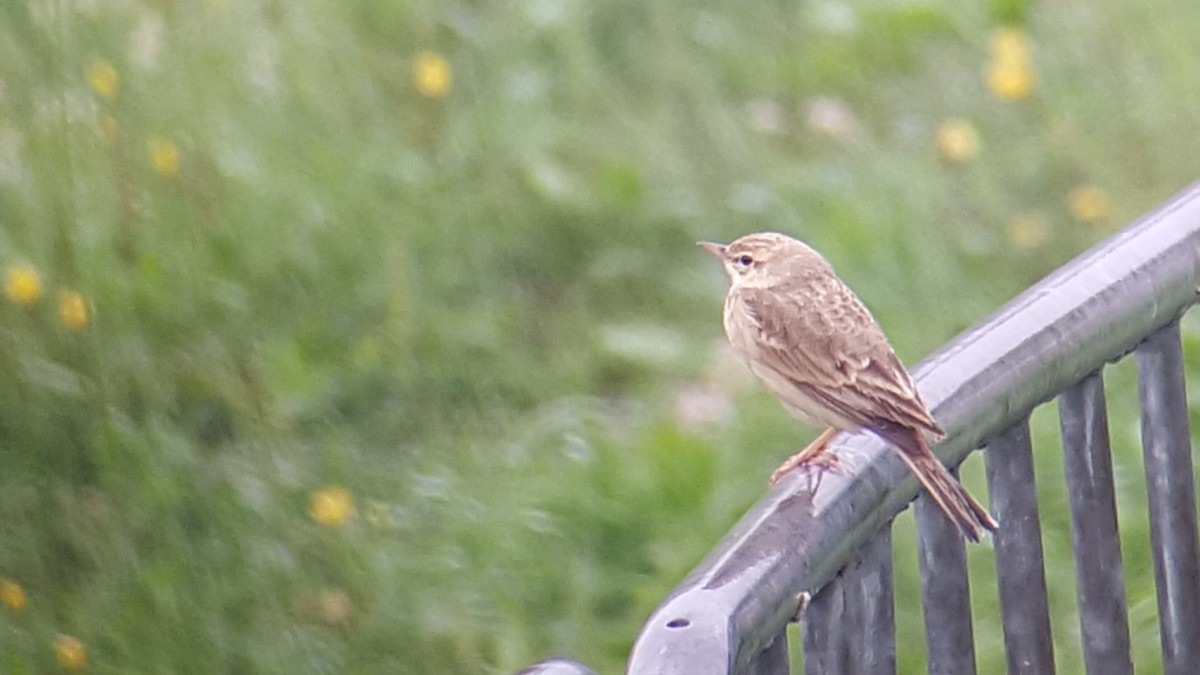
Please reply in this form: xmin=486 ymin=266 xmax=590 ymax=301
xmin=875 ymin=425 xmax=998 ymax=542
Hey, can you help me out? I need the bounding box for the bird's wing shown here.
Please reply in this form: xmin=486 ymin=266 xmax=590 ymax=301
xmin=737 ymin=277 xmax=943 ymax=435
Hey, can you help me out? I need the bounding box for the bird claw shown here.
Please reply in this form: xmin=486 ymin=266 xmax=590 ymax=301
xmin=769 ymin=450 xmax=843 ymax=484
xmin=768 ymin=427 xmax=844 ymax=485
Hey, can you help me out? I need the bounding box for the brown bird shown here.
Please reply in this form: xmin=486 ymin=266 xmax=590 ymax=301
xmin=700 ymin=232 xmax=997 ymax=541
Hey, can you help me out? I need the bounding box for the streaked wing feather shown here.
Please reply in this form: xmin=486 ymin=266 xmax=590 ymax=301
xmin=738 ymin=278 xmax=942 ymax=435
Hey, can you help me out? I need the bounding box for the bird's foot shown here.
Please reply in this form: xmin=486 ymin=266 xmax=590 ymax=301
xmin=768 ymin=427 xmax=843 ymax=485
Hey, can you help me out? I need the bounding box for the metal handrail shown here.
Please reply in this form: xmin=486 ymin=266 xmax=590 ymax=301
xmin=515 ymin=181 xmax=1200 ymax=674
xmin=619 ymin=181 xmax=1200 ymax=674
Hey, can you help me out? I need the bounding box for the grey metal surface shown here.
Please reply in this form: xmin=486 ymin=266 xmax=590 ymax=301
xmin=626 ymin=183 xmax=1200 ymax=674
xmin=739 ymin=628 xmax=790 ymax=675
xmin=515 ymin=658 xmax=600 ymax=675
xmin=1136 ymin=322 xmax=1200 ymax=675
xmin=985 ymin=421 xmax=1055 ymax=675
xmin=915 ymin=469 xmax=977 ymax=675
xmin=802 ymin=527 xmax=896 ymax=675
xmin=1058 ymin=371 xmax=1133 ymax=675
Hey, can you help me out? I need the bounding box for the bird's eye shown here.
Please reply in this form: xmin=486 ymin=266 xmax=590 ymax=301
xmin=737 ymin=255 xmax=754 ymax=267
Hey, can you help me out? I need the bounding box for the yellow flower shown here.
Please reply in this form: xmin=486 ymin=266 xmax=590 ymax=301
xmin=55 ymin=635 xmax=88 ymax=670
xmin=0 ymin=579 xmax=26 ymax=612
xmin=1069 ymin=185 xmax=1111 ymax=223
xmin=59 ymin=291 xmax=89 ymax=329
xmin=988 ymin=62 xmax=1033 ymax=100
xmin=935 ymin=118 xmax=980 ymax=163
xmin=5 ymin=265 xmax=42 ymax=305
xmin=148 ymin=138 xmax=179 ymax=176
xmin=987 ymin=27 xmax=1034 ymax=100
xmin=310 ymin=487 xmax=353 ymax=525
xmin=1008 ymin=215 xmax=1048 ymax=249
xmin=413 ymin=51 xmax=452 ymax=98
xmin=87 ymin=60 xmax=119 ymax=99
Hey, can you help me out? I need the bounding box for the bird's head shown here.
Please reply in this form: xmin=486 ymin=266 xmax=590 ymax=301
xmin=698 ymin=232 xmax=829 ymax=287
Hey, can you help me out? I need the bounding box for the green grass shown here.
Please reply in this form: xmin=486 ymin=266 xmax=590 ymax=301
xmin=0 ymin=0 xmax=1199 ymax=672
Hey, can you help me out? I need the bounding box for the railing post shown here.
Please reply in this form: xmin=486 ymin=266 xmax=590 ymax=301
xmin=985 ymin=420 xmax=1055 ymax=675
xmin=802 ymin=527 xmax=896 ymax=675
xmin=915 ymin=470 xmax=978 ymax=675
xmin=1058 ymin=371 xmax=1133 ymax=675
xmin=1136 ymin=321 xmax=1200 ymax=675
xmin=739 ymin=629 xmax=790 ymax=675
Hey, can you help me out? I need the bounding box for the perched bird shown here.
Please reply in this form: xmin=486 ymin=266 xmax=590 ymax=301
xmin=700 ymin=232 xmax=997 ymax=541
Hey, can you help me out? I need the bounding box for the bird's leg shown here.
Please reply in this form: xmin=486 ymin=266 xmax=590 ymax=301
xmin=769 ymin=427 xmax=842 ymax=484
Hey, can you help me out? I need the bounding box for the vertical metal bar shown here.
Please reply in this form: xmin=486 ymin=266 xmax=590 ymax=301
xmin=915 ymin=469 xmax=978 ymax=675
xmin=849 ymin=527 xmax=897 ymax=675
xmin=804 ymin=563 xmax=849 ymax=674
xmin=1136 ymin=320 xmax=1200 ymax=675
xmin=802 ymin=527 xmax=896 ymax=675
xmin=740 ymin=628 xmax=790 ymax=675
xmin=803 ymin=572 xmax=847 ymax=674
xmin=984 ymin=420 xmax=1056 ymax=675
xmin=1058 ymin=371 xmax=1133 ymax=675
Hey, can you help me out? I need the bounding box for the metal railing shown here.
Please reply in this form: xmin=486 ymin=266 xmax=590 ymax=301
xmin=520 ymin=181 xmax=1200 ymax=675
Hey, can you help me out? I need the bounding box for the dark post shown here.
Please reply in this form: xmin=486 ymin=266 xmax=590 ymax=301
xmin=984 ymin=421 xmax=1055 ymax=675
xmin=915 ymin=469 xmax=978 ymax=675
xmin=1136 ymin=321 xmax=1200 ymax=675
xmin=803 ymin=527 xmax=896 ymax=675
xmin=1058 ymin=371 xmax=1133 ymax=675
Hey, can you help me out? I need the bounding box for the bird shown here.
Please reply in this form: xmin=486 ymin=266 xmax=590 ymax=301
xmin=699 ymin=232 xmax=997 ymax=541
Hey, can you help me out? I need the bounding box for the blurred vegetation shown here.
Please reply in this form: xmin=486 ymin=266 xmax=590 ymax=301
xmin=0 ymin=0 xmax=1198 ymax=672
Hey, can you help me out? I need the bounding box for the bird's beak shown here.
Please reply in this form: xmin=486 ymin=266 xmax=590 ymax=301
xmin=697 ymin=241 xmax=727 ymax=259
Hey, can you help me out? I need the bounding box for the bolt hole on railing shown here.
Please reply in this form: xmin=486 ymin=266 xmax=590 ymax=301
xmin=519 ymin=184 xmax=1200 ymax=675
